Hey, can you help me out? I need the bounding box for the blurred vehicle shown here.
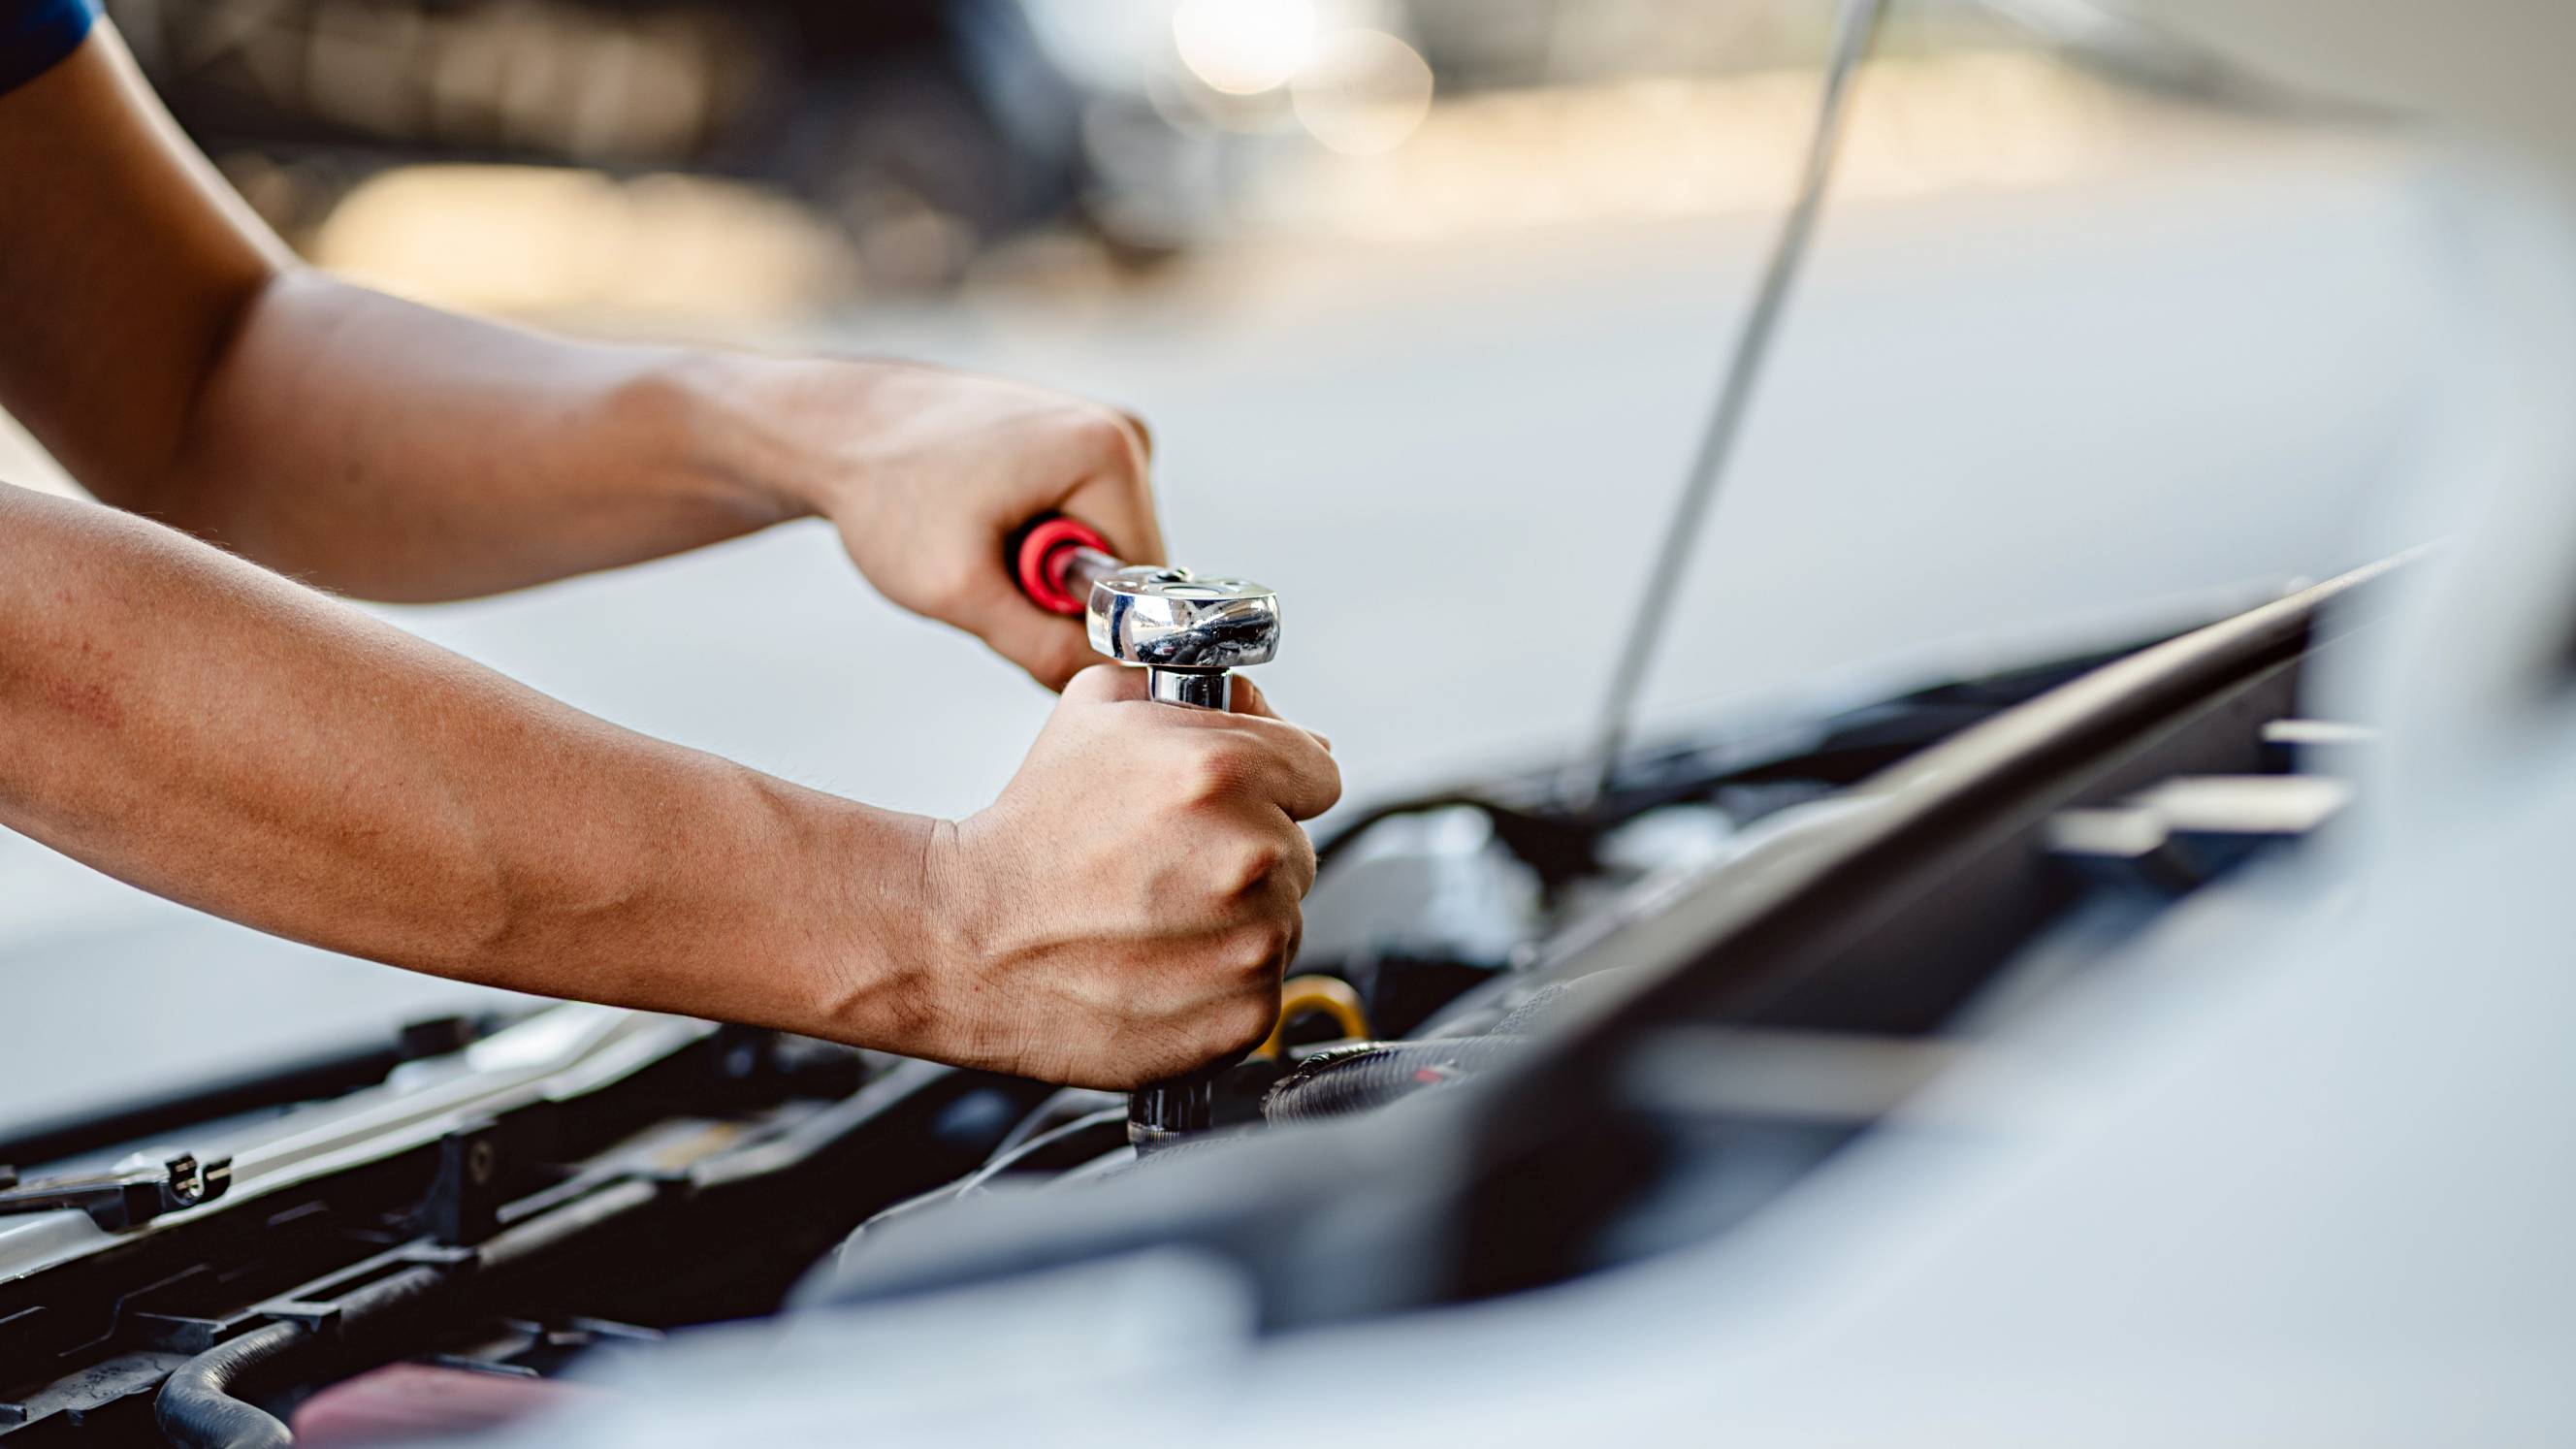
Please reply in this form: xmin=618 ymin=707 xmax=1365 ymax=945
xmin=1007 ymin=0 xmax=1839 ymax=250
xmin=111 ymin=0 xmax=1882 ymax=279
xmin=110 ymin=0 xmax=1086 ymax=286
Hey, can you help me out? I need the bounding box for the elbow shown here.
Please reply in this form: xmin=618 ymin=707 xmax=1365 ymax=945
xmin=124 ymin=270 xmax=365 ymax=578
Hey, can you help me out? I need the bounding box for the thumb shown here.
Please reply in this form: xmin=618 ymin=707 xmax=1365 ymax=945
xmin=1061 ymin=661 xmax=1146 ymax=705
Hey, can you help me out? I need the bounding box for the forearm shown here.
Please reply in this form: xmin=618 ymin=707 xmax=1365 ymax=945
xmin=4 ymin=24 xmax=1152 ymax=697
xmin=148 ymin=274 xmax=812 ymax=601
xmin=0 ymin=31 xmax=826 ymax=602
xmin=0 ymin=482 xmax=923 ymax=1033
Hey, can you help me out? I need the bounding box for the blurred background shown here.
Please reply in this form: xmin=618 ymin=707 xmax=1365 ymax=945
xmin=85 ymin=0 xmax=2281 ymax=317
xmin=2 ymin=0 xmax=2449 ymax=1115
xmin=61 ymin=0 xmax=2417 ymax=326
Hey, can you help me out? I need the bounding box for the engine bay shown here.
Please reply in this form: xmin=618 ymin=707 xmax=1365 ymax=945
xmin=0 ymin=563 xmax=2377 ymax=1445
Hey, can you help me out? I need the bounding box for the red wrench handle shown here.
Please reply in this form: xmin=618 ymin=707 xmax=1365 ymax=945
xmin=1010 ymin=514 xmax=1116 ymax=616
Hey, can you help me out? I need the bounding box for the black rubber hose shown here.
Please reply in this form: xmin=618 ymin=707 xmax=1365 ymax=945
xmin=146 ymin=1135 xmax=741 ymax=1446
xmin=1261 ymin=1039 xmax=1527 ymax=1125
xmin=153 ymin=1321 xmax=305 ymax=1449
xmin=152 ymin=1260 xmax=457 ymax=1447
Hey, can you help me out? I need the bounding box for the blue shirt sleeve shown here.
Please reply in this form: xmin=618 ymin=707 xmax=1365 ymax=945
xmin=1 ymin=0 xmax=98 ymax=97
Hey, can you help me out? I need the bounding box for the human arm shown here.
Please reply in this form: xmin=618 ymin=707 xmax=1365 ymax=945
xmin=0 ymin=24 xmax=1155 ymax=689
xmin=0 ymin=483 xmax=1337 ymax=1087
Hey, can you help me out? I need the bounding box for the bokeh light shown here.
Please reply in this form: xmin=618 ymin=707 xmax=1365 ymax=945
xmin=1291 ymin=29 xmax=1435 ymax=156
xmin=1172 ymin=0 xmax=1317 ymax=96
xmin=310 ymin=165 xmax=851 ymax=326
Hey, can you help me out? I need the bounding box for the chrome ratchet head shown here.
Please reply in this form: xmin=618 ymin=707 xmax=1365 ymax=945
xmin=1086 ymin=566 xmax=1282 ymax=711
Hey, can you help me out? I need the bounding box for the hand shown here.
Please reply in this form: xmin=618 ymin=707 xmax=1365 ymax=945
xmin=741 ymin=356 xmax=1164 ymax=689
xmin=906 ymin=666 xmax=1341 ymax=1088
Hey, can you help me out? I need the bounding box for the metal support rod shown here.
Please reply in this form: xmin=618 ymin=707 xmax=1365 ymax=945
xmin=1569 ymin=0 xmax=1891 ymax=809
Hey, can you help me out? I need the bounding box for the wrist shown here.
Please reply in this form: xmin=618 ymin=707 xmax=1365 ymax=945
xmin=760 ymin=775 xmax=956 ymax=1052
xmin=647 ymin=349 xmax=886 ymax=531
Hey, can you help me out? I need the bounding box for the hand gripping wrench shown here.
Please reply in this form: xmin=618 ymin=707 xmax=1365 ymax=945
xmin=1011 ymin=514 xmax=1284 ymax=1148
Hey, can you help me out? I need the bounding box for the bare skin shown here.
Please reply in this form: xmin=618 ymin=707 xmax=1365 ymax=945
xmin=0 ymin=27 xmax=1340 ymax=1089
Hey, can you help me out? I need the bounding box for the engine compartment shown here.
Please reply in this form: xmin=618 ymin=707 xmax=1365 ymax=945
xmin=0 ymin=564 xmax=2375 ymax=1444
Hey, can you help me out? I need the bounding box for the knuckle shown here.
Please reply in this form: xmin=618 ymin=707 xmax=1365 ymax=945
xmin=1233 ymin=917 xmax=1295 ymax=977
xmin=1216 ymin=994 xmax=1277 ymax=1055
xmin=1066 ymin=409 xmax=1141 ymax=471
xmin=1284 ymin=834 xmax=1321 ymax=895
xmin=1178 ymin=741 xmax=1251 ymax=805
xmin=1224 ymin=842 xmax=1286 ymax=896
xmin=1309 ymin=761 xmax=1345 ymax=815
